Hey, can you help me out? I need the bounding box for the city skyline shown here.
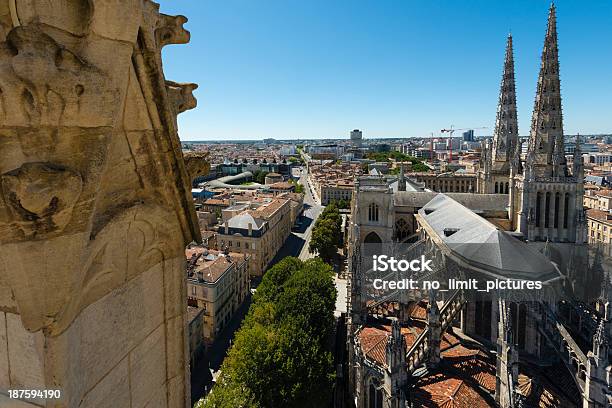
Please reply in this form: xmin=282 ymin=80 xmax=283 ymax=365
xmin=161 ymin=0 xmax=612 ymax=141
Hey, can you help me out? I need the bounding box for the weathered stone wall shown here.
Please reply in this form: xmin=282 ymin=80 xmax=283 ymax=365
xmin=0 ymin=1 xmax=200 ymax=407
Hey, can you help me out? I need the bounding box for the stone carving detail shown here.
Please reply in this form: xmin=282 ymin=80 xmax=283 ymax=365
xmin=1 ymin=162 xmax=82 ymax=235
xmin=183 ymin=151 xmax=211 ymax=182
xmin=167 ymin=80 xmax=199 ymax=114
xmin=156 ymin=13 xmax=191 ymax=47
xmin=0 ymin=0 xmax=201 ymax=406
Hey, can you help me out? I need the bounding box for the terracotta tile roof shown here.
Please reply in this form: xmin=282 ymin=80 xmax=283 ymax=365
xmin=252 ymin=198 xmax=289 ymax=219
xmin=407 ymin=300 xmax=428 ymax=320
xmin=586 ymin=208 xmax=612 ymax=224
xmin=412 ymin=374 xmax=492 ymax=408
xmin=442 ymin=345 xmax=496 ymax=393
xmin=357 ymin=323 xmax=425 ymax=367
xmin=203 ymin=198 xmax=230 ymax=206
xmin=185 ymin=247 xmax=246 ymax=283
xmin=278 ymin=192 xmax=304 ymax=202
xmin=439 ymin=330 xmax=462 ymax=351
xmin=268 ymin=181 xmax=294 ymax=190
xmin=517 ymin=362 xmax=581 ymax=408
xmin=596 ymin=189 xmax=612 ymax=198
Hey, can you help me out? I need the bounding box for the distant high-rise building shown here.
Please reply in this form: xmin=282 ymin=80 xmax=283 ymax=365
xmin=350 ymin=129 xmax=363 ymax=147
xmin=462 ymin=129 xmax=475 ymax=142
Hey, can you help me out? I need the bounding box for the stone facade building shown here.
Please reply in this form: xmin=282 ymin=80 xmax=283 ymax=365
xmin=584 ymin=189 xmax=612 ymax=211
xmin=186 ymin=246 xmax=250 ymax=347
xmin=407 ymin=172 xmax=476 ymax=194
xmin=346 ymin=5 xmax=611 ymax=408
xmin=0 ymin=1 xmax=201 ymax=407
xmin=217 ymin=197 xmax=292 ymax=276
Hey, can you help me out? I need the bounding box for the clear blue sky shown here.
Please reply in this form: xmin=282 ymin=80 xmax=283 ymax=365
xmin=160 ymin=0 xmax=612 ymax=141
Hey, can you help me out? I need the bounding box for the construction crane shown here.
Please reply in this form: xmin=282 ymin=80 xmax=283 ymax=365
xmin=440 ymin=126 xmax=488 ymax=162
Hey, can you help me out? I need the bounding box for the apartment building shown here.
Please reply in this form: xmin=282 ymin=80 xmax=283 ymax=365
xmin=217 ymin=197 xmax=292 ymax=276
xmin=186 ymin=246 xmax=250 ymax=349
xmin=308 ymin=162 xmax=362 ymax=205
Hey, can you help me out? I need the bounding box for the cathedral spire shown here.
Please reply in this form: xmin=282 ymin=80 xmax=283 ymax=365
xmin=527 ymin=2 xmax=566 ymax=179
xmin=491 ymin=33 xmax=519 ymax=165
xmin=573 ymin=134 xmax=584 ymax=179
xmin=398 ymin=161 xmax=406 ymax=192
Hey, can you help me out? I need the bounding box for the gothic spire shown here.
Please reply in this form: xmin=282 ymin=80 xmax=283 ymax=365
xmin=398 ymin=162 xmax=406 ymax=192
xmin=572 ymin=134 xmax=584 ymax=180
xmin=527 ymin=2 xmax=566 ymax=179
xmin=593 ymin=319 xmax=609 ymax=361
xmin=491 ymin=33 xmax=519 ymax=165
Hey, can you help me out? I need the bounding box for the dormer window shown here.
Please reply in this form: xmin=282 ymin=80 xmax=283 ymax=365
xmin=443 ymin=228 xmax=459 ymax=237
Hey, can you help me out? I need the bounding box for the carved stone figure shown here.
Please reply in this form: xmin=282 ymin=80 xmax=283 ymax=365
xmin=0 ymin=1 xmax=201 ymax=407
xmin=184 ymin=151 xmax=212 ymax=184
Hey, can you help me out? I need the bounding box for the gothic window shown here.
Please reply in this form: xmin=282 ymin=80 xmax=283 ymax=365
xmin=564 ymin=194 xmax=569 ymax=228
xmin=545 ymin=192 xmax=551 ymax=228
xmin=368 ymin=383 xmax=383 ymax=408
xmin=474 ymin=301 xmax=492 ymax=340
xmin=395 ymin=218 xmax=410 ymax=241
xmin=364 ymin=232 xmax=383 ymax=256
xmin=495 ymin=182 xmax=499 ymax=193
xmin=554 ymin=193 xmax=560 ymax=228
xmin=509 ymin=303 xmax=527 ymax=350
xmin=536 ymin=193 xmax=542 ymax=227
xmin=368 ymin=203 xmax=379 ymax=222
xmin=505 ymin=182 xmax=509 ymax=194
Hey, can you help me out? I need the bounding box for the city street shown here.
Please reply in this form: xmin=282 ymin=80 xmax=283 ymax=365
xmin=192 ymin=165 xmax=347 ymax=405
xmin=270 ymin=166 xmax=324 ymax=262
xmin=193 ymin=166 xmax=326 ymax=404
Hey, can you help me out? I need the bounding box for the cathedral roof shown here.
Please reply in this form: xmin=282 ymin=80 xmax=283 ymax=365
xmin=418 ymin=194 xmax=561 ymax=281
xmin=393 ymin=192 xmax=508 ymax=216
xmin=411 ymin=332 xmax=497 ymax=407
xmin=411 ymin=375 xmax=492 ymax=408
xmin=517 ymin=362 xmax=581 ymax=407
xmin=357 ymin=322 xmax=425 ymax=368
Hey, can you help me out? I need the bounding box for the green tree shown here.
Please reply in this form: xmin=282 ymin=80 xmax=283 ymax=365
xmin=252 ymin=170 xmax=269 ymax=184
xmin=309 ymin=203 xmax=343 ymax=261
xmin=197 ymin=380 xmax=259 ymax=408
xmin=200 ymin=257 xmax=336 ymax=408
xmin=412 ymin=162 xmax=430 ymax=172
xmin=333 ymin=199 xmax=350 ymax=209
xmin=309 ymin=224 xmax=337 ymax=262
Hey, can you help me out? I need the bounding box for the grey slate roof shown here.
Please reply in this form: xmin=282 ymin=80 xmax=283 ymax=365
xmin=227 ymin=212 xmax=265 ymax=230
xmin=418 ymin=194 xmax=560 ymax=281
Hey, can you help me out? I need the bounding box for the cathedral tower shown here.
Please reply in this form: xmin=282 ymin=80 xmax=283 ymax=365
xmin=478 ymin=33 xmax=519 ymax=194
xmin=513 ymin=3 xmax=585 ymax=243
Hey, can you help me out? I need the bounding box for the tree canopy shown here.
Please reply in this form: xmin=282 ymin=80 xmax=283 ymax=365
xmin=309 ymin=203 xmax=342 ymax=262
xmin=199 ymin=257 xmax=337 ymax=408
xmin=366 ymin=151 xmax=430 ymax=172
